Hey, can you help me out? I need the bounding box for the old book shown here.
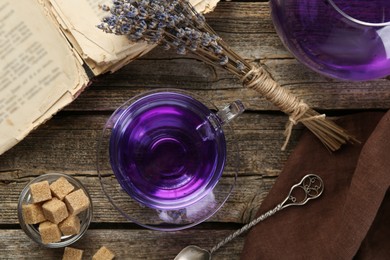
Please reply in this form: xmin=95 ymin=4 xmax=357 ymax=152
xmin=0 ymin=0 xmax=218 ymax=155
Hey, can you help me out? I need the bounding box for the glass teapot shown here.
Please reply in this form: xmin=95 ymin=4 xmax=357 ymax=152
xmin=270 ymin=0 xmax=390 ymax=81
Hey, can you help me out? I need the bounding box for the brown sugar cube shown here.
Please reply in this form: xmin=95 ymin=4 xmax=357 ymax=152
xmin=59 ymin=215 xmax=80 ymax=236
xmin=50 ymin=177 xmax=75 ymax=200
xmin=62 ymin=247 xmax=84 ymax=260
xmin=92 ymin=246 xmax=115 ymax=260
xmin=30 ymin=181 xmax=52 ymax=203
xmin=64 ymin=189 xmax=90 ymax=215
xmin=42 ymin=198 xmax=69 ymax=224
xmin=22 ymin=204 xmax=46 ymax=224
xmin=39 ymin=221 xmax=62 ymax=244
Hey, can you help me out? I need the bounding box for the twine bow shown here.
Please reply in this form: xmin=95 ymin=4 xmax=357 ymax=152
xmin=242 ymin=65 xmax=344 ymax=151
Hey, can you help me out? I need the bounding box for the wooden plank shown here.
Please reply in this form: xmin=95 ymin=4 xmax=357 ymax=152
xmin=0 ymin=229 xmax=245 ymax=259
xmin=68 ymin=77 xmax=390 ymax=112
xmin=0 ymin=170 xmax=275 ymax=224
xmin=0 ymin=113 xmax=295 ymax=174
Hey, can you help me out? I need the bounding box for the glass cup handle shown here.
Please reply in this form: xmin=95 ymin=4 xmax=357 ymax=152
xmin=196 ymin=100 xmax=245 ymax=141
xmin=216 ymin=100 xmax=245 ymax=125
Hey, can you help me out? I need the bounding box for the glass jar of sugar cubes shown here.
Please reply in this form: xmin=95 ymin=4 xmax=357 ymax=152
xmin=17 ymin=173 xmax=93 ymax=248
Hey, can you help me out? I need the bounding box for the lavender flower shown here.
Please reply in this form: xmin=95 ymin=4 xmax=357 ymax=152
xmin=97 ymin=0 xmax=243 ymax=71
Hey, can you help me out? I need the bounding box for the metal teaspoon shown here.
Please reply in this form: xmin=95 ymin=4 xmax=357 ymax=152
xmin=174 ymin=174 xmax=324 ymax=260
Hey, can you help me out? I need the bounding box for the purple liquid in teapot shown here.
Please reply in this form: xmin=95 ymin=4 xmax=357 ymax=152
xmin=270 ymin=0 xmax=390 ymax=80
xmin=109 ymin=92 xmax=226 ymax=210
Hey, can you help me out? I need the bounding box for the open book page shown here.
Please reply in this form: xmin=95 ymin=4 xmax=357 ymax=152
xmin=0 ymin=0 xmax=220 ymax=155
xmin=48 ymin=0 xmax=155 ymax=74
xmin=191 ymin=0 xmax=220 ymax=13
xmin=47 ymin=0 xmax=220 ymax=74
xmin=0 ymin=1 xmax=89 ymax=155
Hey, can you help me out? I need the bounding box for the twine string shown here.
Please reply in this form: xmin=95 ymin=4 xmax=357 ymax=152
xmin=282 ymin=108 xmax=326 ymax=150
xmin=242 ymin=66 xmax=325 ymax=150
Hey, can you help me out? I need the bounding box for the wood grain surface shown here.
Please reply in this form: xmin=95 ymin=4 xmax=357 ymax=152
xmin=0 ymin=1 xmax=389 ymax=259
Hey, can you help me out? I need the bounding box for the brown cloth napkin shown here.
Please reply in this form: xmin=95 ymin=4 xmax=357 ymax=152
xmin=241 ymin=111 xmax=390 ymax=260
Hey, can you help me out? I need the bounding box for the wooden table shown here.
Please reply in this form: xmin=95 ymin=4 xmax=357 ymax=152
xmin=1 ymin=1 xmax=389 ymax=259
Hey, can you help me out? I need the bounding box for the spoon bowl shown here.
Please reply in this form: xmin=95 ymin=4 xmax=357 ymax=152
xmin=174 ymin=246 xmax=210 ymax=260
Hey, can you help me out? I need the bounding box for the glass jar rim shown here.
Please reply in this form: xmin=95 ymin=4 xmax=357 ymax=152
xmin=328 ymin=0 xmax=390 ymax=27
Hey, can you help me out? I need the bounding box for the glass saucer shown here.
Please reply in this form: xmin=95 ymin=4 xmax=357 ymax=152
xmin=96 ymin=89 xmax=238 ymax=231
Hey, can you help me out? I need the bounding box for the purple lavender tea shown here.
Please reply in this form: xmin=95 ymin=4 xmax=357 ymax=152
xmin=109 ymin=91 xmax=226 ymax=210
xmin=270 ymin=0 xmax=390 ymax=80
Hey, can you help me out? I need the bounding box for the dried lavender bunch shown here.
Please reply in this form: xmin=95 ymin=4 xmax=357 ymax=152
xmin=98 ymin=0 xmax=357 ymax=151
xmin=97 ymin=0 xmax=244 ymax=70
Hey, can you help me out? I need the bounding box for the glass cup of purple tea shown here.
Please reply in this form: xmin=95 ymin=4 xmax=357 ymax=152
xmin=97 ymin=89 xmax=245 ymax=231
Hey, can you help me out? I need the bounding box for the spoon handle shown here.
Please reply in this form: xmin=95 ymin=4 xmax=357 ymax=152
xmin=209 ymin=202 xmax=282 ymax=254
xmin=209 ymin=174 xmax=324 ymax=255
